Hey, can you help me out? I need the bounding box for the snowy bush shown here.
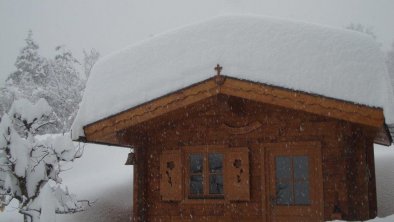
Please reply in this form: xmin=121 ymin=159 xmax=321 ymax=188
xmin=0 ymin=99 xmax=85 ymax=222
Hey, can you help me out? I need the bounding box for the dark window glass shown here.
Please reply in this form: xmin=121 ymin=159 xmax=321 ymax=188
xmin=209 ymin=175 xmax=224 ymax=194
xmin=294 ymin=156 xmax=309 ymax=180
xmin=275 ymin=155 xmax=310 ymax=206
xmin=190 ymin=154 xmax=203 ymax=174
xmin=190 ymin=175 xmax=203 ymax=195
xmin=276 ymin=156 xmax=291 ymax=180
xmin=276 ymin=181 xmax=293 ymax=205
xmin=294 ymin=181 xmax=310 ymax=205
xmin=188 ymin=151 xmax=224 ymax=199
xmin=209 ymin=153 xmax=224 ymax=173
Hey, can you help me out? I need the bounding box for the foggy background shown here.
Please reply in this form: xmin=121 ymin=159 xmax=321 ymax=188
xmin=1 ymin=0 xmax=394 ymax=87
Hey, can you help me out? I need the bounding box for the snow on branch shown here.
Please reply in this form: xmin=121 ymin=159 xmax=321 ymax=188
xmin=0 ymin=99 xmax=87 ymax=222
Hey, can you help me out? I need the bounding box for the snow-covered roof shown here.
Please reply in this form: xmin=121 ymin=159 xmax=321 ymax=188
xmin=71 ymin=15 xmax=394 ymax=139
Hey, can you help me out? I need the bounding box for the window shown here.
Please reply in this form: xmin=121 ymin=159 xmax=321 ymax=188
xmin=159 ymin=146 xmax=249 ymax=202
xmin=188 ymin=151 xmax=224 ymax=199
xmin=275 ymin=155 xmax=310 ymax=205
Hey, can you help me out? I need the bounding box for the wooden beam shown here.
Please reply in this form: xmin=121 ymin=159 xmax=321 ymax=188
xmin=373 ymin=125 xmax=392 ymax=146
xmin=220 ymin=77 xmax=384 ymax=128
xmin=84 ymin=79 xmax=219 ymax=143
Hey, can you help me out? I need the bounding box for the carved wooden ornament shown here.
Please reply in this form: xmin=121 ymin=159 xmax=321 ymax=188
xmin=221 ymin=121 xmax=262 ymax=135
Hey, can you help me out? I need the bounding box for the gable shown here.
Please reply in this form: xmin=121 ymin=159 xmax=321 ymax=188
xmin=71 ymin=16 xmax=394 ymax=142
xmin=81 ymin=76 xmax=386 ymax=146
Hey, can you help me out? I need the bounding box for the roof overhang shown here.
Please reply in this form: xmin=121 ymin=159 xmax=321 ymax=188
xmin=79 ymin=76 xmax=389 ymax=146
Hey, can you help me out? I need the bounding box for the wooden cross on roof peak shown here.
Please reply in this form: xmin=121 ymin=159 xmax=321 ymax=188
xmin=214 ymin=64 xmax=225 ymax=85
xmin=215 ymin=64 xmax=223 ymax=76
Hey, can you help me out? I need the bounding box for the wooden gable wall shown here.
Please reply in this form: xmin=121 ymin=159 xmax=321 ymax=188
xmin=123 ymin=95 xmax=378 ymax=221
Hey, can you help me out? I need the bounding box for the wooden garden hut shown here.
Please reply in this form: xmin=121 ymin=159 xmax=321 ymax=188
xmin=71 ymin=16 xmax=394 ymax=221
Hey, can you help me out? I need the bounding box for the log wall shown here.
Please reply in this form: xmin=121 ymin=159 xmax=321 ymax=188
xmin=124 ymin=95 xmax=378 ymax=221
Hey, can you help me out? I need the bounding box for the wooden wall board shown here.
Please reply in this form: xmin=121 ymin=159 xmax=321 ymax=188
xmin=121 ymin=96 xmax=379 ymax=221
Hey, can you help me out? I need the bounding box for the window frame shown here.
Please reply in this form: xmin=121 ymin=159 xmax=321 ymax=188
xmin=275 ymin=155 xmax=310 ymax=206
xmin=265 ymin=141 xmax=324 ymax=220
xmin=183 ymin=145 xmax=227 ymax=203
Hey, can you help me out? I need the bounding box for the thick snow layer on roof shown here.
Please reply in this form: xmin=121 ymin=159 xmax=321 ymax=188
xmin=71 ymin=15 xmax=394 ymax=139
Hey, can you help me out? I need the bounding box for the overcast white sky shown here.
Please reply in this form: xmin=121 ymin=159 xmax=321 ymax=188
xmin=1 ymin=0 xmax=394 ymax=87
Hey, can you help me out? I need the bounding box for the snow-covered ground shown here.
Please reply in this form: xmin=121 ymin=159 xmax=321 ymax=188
xmin=374 ymin=145 xmax=394 ymax=217
xmin=0 ymin=143 xmax=393 ymax=221
xmin=56 ymin=143 xmax=133 ymax=222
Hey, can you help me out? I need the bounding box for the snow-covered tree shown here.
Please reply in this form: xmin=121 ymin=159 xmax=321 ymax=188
xmin=0 ymin=30 xmax=99 ymax=133
xmin=39 ymin=46 xmax=85 ymax=131
xmin=12 ymin=30 xmax=46 ymax=83
xmin=0 ymin=31 xmax=93 ymax=132
xmin=0 ymin=87 xmax=14 ymax=118
xmin=83 ymin=49 xmax=100 ymax=79
xmin=0 ymin=99 xmax=85 ymax=222
xmin=5 ymin=31 xmax=46 ymax=100
xmin=346 ymin=23 xmax=377 ymax=40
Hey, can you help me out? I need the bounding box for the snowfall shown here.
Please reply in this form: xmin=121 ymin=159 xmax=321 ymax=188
xmin=2 ymin=15 xmax=394 ymax=222
xmin=0 ymin=142 xmax=393 ymax=222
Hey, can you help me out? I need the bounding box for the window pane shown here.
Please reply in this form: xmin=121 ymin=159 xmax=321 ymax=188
xmin=294 ymin=156 xmax=309 ymax=180
xmin=276 ymin=181 xmax=293 ymax=205
xmin=209 ymin=175 xmax=224 ymax=194
xmin=190 ymin=175 xmax=203 ymax=195
xmin=209 ymin=153 xmax=224 ymax=173
xmin=276 ymin=156 xmax=291 ymax=180
xmin=294 ymin=181 xmax=310 ymax=205
xmin=190 ymin=154 xmax=203 ymax=174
